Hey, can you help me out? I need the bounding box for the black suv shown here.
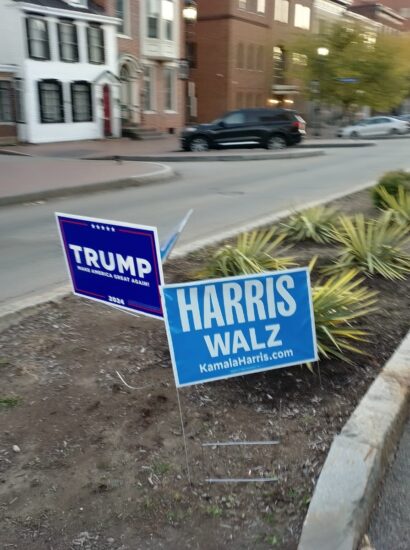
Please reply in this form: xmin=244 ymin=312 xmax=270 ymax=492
xmin=181 ymin=108 xmax=306 ymax=152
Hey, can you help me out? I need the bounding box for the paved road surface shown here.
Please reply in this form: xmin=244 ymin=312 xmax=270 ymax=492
xmin=1 ymin=139 xmax=409 ymax=311
xmin=368 ymin=418 xmax=410 ymax=550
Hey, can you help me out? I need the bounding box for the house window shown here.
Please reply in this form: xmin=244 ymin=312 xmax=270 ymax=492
xmin=247 ymin=44 xmax=255 ymax=69
xmin=38 ymin=80 xmax=64 ymax=123
xmin=273 ymin=46 xmax=285 ymax=85
xmin=274 ymin=0 xmax=289 ymax=23
xmin=237 ymin=43 xmax=244 ymax=68
xmin=246 ymin=92 xmax=253 ymax=107
xmin=26 ymin=17 xmax=50 ymax=60
xmin=238 ymin=0 xmax=247 ymax=8
xmin=294 ymin=4 xmax=310 ymax=29
xmin=163 ymin=0 xmax=174 ymax=41
xmin=58 ymin=20 xmax=79 ymax=62
xmin=0 ymin=81 xmax=13 ymax=122
xmin=148 ymin=0 xmax=160 ymax=38
xmin=164 ymin=66 xmax=176 ymax=111
xmin=143 ymin=66 xmax=154 ymax=111
xmin=87 ymin=25 xmax=105 ymax=64
xmin=257 ymin=45 xmax=264 ymax=70
xmin=71 ymin=81 xmax=93 ymax=122
xmin=236 ymin=92 xmax=243 ymax=108
xmin=116 ymin=0 xmax=126 ymax=34
xmin=257 ymin=0 xmax=266 ymax=12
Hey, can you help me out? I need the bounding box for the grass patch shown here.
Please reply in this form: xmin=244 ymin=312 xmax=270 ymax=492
xmin=0 ymin=396 xmax=21 ymax=409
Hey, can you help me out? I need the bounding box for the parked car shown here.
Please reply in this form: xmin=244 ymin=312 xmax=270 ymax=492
xmin=180 ymin=108 xmax=306 ymax=152
xmin=337 ymin=116 xmax=409 ymax=138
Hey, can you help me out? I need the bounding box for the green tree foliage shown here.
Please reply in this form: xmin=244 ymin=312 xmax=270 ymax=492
xmin=289 ymin=24 xmax=410 ymax=112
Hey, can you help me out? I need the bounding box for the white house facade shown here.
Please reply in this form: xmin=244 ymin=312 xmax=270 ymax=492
xmin=0 ymin=0 xmax=121 ymax=143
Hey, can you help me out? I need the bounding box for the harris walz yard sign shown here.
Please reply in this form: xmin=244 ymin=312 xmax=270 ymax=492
xmin=56 ymin=213 xmax=164 ymax=319
xmin=161 ymin=268 xmax=318 ymax=387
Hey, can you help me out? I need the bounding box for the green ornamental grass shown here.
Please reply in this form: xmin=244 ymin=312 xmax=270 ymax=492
xmin=371 ymin=170 xmax=410 ymax=209
xmin=312 ymin=268 xmax=378 ymax=363
xmin=198 ymin=228 xmax=297 ymax=279
xmin=324 ymin=213 xmax=410 ymax=280
xmin=376 ymin=186 xmax=410 ymax=227
xmin=281 ymin=206 xmax=338 ymax=243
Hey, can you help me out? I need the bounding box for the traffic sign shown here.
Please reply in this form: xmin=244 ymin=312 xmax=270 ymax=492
xmin=162 ymin=268 xmax=318 ymax=387
xmin=56 ymin=213 xmax=164 ymax=319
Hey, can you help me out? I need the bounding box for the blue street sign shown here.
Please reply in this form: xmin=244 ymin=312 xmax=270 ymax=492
xmin=56 ymin=213 xmax=164 ymax=319
xmin=337 ymin=77 xmax=359 ymax=84
xmin=161 ymin=268 xmax=318 ymax=387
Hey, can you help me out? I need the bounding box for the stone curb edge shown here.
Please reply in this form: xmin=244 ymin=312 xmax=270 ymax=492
xmin=0 ymin=163 xmax=175 ymax=207
xmin=298 ymin=331 xmax=410 ymax=550
xmin=82 ymin=149 xmax=325 ymax=163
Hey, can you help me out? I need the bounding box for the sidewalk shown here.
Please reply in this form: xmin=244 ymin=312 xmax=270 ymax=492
xmin=0 ymin=135 xmax=374 ymax=161
xmin=0 ymin=155 xmax=173 ymax=207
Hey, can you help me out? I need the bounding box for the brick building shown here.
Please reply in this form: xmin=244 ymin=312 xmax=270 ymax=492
xmin=104 ymin=0 xmax=185 ymax=134
xmin=187 ymin=0 xmax=317 ymax=124
xmin=189 ymin=0 xmax=273 ymax=123
xmin=0 ymin=65 xmax=17 ymax=145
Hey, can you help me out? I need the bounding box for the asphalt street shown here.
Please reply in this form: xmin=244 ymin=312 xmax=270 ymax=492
xmin=368 ymin=418 xmax=410 ymax=549
xmin=1 ymin=138 xmax=410 ymax=311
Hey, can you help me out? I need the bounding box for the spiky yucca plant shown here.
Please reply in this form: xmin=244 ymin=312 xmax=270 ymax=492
xmin=371 ymin=170 xmax=410 ymax=209
xmin=324 ymin=213 xmax=410 ymax=280
xmin=281 ymin=206 xmax=338 ymax=243
xmin=312 ymin=269 xmax=378 ymax=363
xmin=198 ymin=228 xmax=296 ymax=278
xmin=377 ymin=186 xmax=410 ymax=227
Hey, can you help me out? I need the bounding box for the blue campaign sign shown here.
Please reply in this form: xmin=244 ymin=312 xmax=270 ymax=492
xmin=56 ymin=212 xmax=164 ymax=319
xmin=161 ymin=268 xmax=318 ymax=387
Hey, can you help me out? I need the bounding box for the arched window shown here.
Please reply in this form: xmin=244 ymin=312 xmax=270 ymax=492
xmin=247 ymin=44 xmax=255 ymax=70
xmin=257 ymin=45 xmax=264 ymax=70
xmin=237 ymin=43 xmax=244 ymax=68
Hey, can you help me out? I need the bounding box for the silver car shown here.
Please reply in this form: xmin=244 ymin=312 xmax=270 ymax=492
xmin=337 ymin=116 xmax=409 ymax=138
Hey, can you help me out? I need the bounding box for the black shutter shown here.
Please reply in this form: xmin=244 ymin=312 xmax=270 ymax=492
xmin=44 ymin=19 xmax=50 ymax=60
xmin=58 ymin=81 xmax=64 ymax=122
xmin=25 ymin=18 xmax=33 ymax=58
xmin=70 ymin=82 xmax=76 ymax=121
xmin=87 ymin=83 xmax=93 ymax=121
xmin=57 ymin=22 xmax=63 ymax=61
xmin=37 ymin=81 xmax=45 ymax=123
xmin=73 ymin=24 xmax=79 ymax=62
xmin=87 ymin=26 xmax=92 ymax=62
xmin=100 ymin=26 xmax=105 ymax=64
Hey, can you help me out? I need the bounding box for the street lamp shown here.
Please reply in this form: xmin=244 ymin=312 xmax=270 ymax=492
xmin=314 ymin=46 xmax=329 ymax=137
xmin=183 ymin=0 xmax=198 ymax=22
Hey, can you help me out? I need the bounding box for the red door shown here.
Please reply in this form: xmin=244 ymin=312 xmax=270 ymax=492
xmin=103 ymin=84 xmax=112 ymax=137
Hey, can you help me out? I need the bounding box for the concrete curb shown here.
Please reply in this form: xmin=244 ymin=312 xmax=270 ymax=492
xmin=0 ymin=148 xmax=32 ymax=157
xmin=0 ymin=176 xmax=379 ymax=331
xmin=0 ymin=163 xmax=175 ymax=207
xmin=298 ymin=141 xmax=375 ymax=148
xmin=298 ymin=331 xmax=410 ymax=550
xmin=82 ymin=149 xmax=324 ymax=162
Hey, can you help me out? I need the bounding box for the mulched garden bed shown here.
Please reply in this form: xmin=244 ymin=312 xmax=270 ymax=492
xmin=0 ymin=189 xmax=409 ymax=550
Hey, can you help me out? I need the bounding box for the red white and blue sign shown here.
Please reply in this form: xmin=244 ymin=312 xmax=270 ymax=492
xmin=161 ymin=268 xmax=317 ymax=387
xmin=56 ymin=213 xmax=164 ymax=319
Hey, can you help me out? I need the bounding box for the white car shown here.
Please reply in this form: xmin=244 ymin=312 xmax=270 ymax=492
xmin=337 ymin=116 xmax=409 ymax=138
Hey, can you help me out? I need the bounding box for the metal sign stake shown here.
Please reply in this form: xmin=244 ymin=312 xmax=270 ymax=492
xmin=175 ymin=387 xmax=192 ymax=485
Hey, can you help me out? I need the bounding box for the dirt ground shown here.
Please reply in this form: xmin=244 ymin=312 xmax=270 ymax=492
xmin=1 ymin=190 xmax=410 ymax=550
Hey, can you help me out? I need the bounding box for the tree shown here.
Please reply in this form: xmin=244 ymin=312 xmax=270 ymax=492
xmin=288 ymin=23 xmax=410 ymax=114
